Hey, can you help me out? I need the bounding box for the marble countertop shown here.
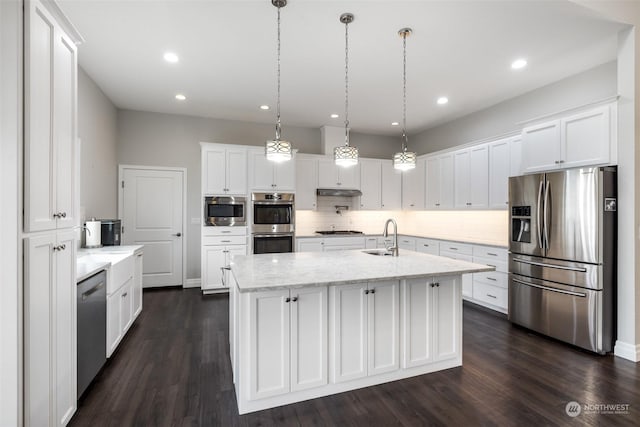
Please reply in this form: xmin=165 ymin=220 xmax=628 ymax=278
xmin=76 ymin=245 xmax=143 ymax=282
xmin=231 ymin=249 xmax=493 ymax=292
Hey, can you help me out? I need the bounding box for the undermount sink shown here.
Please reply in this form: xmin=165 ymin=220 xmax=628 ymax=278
xmin=362 ymin=249 xmax=394 ymax=256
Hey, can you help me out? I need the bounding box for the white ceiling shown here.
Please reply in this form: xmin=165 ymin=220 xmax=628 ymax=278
xmin=59 ymin=0 xmax=624 ymax=136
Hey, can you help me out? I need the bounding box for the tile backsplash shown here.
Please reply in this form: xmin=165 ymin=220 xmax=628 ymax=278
xmin=296 ymin=198 xmax=508 ymax=246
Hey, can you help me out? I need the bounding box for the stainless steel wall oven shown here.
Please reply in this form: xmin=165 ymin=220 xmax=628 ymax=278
xmin=251 ymin=192 xmax=295 ymax=254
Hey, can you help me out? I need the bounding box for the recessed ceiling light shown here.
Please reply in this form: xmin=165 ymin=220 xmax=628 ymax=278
xmin=163 ymin=52 xmax=179 ymax=63
xmin=437 ymin=97 xmax=449 ymax=105
xmin=511 ymin=58 xmax=527 ymax=70
xmin=260 ymin=105 xmax=270 ymax=110
xmin=330 ymin=114 xmax=339 ymax=118
xmin=391 ymin=122 xmax=399 ymax=126
xmin=175 ymin=94 xmax=186 ymax=101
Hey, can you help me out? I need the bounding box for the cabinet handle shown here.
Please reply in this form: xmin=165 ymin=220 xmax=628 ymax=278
xmin=423 ymin=244 xmax=429 ymax=247
xmin=221 ymin=240 xmax=231 ymax=243
xmin=430 ymin=283 xmax=435 ymax=288
xmin=337 ymin=182 xmax=342 ymax=186
xmin=559 ymin=160 xmax=565 ymax=164
xmin=435 ymin=203 xmax=440 ymax=207
xmin=555 ymin=160 xmax=560 ymax=164
xmin=486 ymin=264 xmax=496 ymax=268
xmin=53 ymin=213 xmax=60 ymax=219
xmin=486 ymin=294 xmax=497 ymax=299
xmin=364 ymin=290 xmax=369 ymax=295
xmin=122 ymin=292 xmax=128 ymax=297
xmin=221 ymin=230 xmax=231 ymax=233
xmin=466 ymin=202 xmax=472 ymax=206
xmin=172 ymin=232 xmax=182 ymax=237
xmin=449 ymin=247 xmax=458 ymax=251
xmin=292 ymin=297 xmax=298 ymax=302
xmin=435 ymin=283 xmax=440 ymax=287
xmin=285 ymin=297 xmax=291 ymax=303
xmin=486 ymin=253 xmax=498 ymax=256
xmin=369 ymin=289 xmax=375 ymax=294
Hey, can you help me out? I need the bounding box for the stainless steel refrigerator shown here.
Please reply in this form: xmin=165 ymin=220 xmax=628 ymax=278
xmin=508 ymin=166 xmax=617 ymax=354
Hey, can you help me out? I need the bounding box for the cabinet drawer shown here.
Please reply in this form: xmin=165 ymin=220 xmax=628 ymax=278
xmin=323 ymin=237 xmax=365 ymax=247
xmin=472 ymin=245 xmax=507 ymax=262
xmin=440 ymin=251 xmax=472 ymax=263
xmin=202 ymin=226 xmax=247 ymax=237
xmin=202 ymin=235 xmax=247 ymax=246
xmin=416 ymin=238 xmax=439 ymax=255
xmin=473 ymin=271 xmax=508 ymax=289
xmin=473 ymin=257 xmax=507 ymax=273
xmin=473 ymin=281 xmax=507 ymax=309
xmin=439 ymin=241 xmax=473 ymax=255
xmin=398 ymin=237 xmax=416 ymax=251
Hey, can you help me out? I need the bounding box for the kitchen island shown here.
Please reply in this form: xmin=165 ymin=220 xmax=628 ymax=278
xmin=229 ymin=249 xmax=493 ymax=414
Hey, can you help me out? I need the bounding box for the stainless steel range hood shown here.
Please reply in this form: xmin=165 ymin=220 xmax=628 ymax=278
xmin=316 ymin=188 xmax=362 ymax=197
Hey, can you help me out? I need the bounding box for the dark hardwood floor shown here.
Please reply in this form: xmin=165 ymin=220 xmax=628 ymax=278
xmin=70 ymin=288 xmax=639 ymax=426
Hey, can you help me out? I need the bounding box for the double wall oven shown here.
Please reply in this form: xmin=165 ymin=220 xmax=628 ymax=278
xmin=252 ymin=192 xmax=295 ymax=254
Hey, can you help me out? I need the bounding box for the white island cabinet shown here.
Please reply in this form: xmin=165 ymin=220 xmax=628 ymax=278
xmin=229 ymin=250 xmax=491 ymax=414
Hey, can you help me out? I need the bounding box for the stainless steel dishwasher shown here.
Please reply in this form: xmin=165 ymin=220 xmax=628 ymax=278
xmin=77 ymin=270 xmax=107 ymax=398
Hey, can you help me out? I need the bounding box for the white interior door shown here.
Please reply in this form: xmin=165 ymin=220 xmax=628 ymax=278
xmin=121 ymin=167 xmax=184 ymax=288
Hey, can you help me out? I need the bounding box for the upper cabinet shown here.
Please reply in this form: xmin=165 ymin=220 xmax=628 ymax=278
xmin=521 ymin=104 xmax=615 ymax=174
xmin=359 ymin=160 xmax=382 ymax=210
xmin=425 ymin=153 xmax=454 ymax=210
xmin=24 ymin=0 xmax=78 ymax=232
xmin=318 ymin=159 xmax=360 ymax=189
xmin=248 ymin=149 xmax=296 ymax=192
xmin=488 ymin=138 xmax=510 ymax=209
xmin=453 ymin=145 xmax=488 ymax=209
xmin=509 ymin=136 xmax=523 ymax=177
xmin=381 ymin=160 xmax=402 ymax=210
xmin=202 ymin=145 xmax=247 ymax=195
xmin=295 ymin=155 xmax=318 ymax=210
xmin=402 ymin=159 xmax=425 ymax=210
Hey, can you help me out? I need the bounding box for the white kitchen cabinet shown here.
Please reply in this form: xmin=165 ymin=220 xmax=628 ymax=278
xmin=119 ymin=279 xmax=134 ymax=334
xmin=24 ymin=0 xmax=78 ymax=233
xmin=133 ymin=250 xmax=143 ymax=317
xmin=322 ymin=237 xmax=366 ymax=251
xmin=401 ymin=158 xmax=425 ymax=210
xmin=359 ymin=159 xmax=382 ymax=210
xmin=365 ymin=236 xmax=378 ymax=249
xmin=401 ymin=276 xmax=461 ymax=368
xmin=439 ymin=242 xmax=473 ymax=299
xmin=425 ymin=153 xmax=454 ymax=209
xmin=416 ymin=238 xmax=439 ymax=255
xmin=107 ymin=291 xmax=121 ymax=357
xmin=509 ymin=136 xmax=523 ymax=177
xmin=454 ymin=144 xmax=488 ymax=209
xmin=248 ymin=149 xmax=296 ymax=192
xmin=296 ymin=238 xmax=324 ymax=252
xmin=471 ymin=245 xmax=508 ymax=313
xmin=521 ymin=105 xmax=614 ymax=174
xmin=201 ymin=227 xmax=247 ymax=292
xmin=330 ymin=281 xmax=399 ymax=383
xmin=489 ymin=138 xmax=510 ymax=209
xmin=381 ymin=160 xmax=402 ymax=210
xmin=398 ymin=236 xmax=417 ymax=251
xmin=248 ymin=286 xmax=328 ymax=399
xmin=202 ymin=145 xmax=247 ymax=195
xmin=318 ymin=158 xmax=360 ymax=189
xmin=295 ymin=155 xmax=318 ymax=210
xmin=24 ymin=230 xmax=77 ymax=427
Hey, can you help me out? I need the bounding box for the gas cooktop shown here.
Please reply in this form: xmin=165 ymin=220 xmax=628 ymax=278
xmin=315 ymin=230 xmax=364 ymax=235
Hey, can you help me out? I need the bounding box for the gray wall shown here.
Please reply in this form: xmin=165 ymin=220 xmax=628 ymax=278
xmin=412 ymin=61 xmax=618 ymax=154
xmin=116 ymin=110 xmax=397 ymax=281
xmin=78 ymin=67 xmax=118 ymax=219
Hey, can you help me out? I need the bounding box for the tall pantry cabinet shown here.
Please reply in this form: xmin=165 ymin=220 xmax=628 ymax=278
xmin=23 ymin=1 xmax=83 ymax=425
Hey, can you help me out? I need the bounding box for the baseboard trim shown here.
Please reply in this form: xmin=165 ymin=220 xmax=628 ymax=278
xmin=184 ymin=278 xmax=201 ymax=289
xmin=614 ymin=340 xmax=640 ymax=362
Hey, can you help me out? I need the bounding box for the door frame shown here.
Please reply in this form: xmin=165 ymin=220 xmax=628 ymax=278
xmin=118 ymin=164 xmax=188 ymax=288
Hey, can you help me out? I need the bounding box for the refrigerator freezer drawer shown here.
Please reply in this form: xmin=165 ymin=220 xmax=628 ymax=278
xmin=509 ymin=253 xmax=601 ymax=290
xmin=508 ymin=274 xmax=611 ymax=354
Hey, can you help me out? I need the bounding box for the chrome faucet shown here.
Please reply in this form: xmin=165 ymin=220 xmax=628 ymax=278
xmin=383 ymin=218 xmax=399 ymax=257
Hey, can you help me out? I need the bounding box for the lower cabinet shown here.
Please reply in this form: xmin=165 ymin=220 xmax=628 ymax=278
xmin=133 ymin=250 xmax=143 ymax=317
xmin=202 ymin=244 xmax=247 ymax=291
xmin=402 ymin=276 xmax=461 ymax=368
xmin=296 ymin=239 xmax=324 ymax=252
xmin=248 ymin=286 xmax=328 ymax=400
xmin=329 ymin=281 xmax=400 ymax=383
xmin=24 ymin=230 xmax=77 ymax=426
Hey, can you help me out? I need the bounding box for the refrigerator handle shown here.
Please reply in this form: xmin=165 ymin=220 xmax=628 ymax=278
xmin=544 ymin=180 xmax=550 ymax=249
xmin=537 ymin=179 xmax=544 ymax=249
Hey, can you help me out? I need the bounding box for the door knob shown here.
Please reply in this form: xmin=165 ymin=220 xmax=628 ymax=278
xmin=173 ymin=232 xmax=182 ymax=237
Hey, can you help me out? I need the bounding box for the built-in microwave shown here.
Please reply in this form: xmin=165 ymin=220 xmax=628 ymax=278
xmin=204 ymin=196 xmax=246 ymax=226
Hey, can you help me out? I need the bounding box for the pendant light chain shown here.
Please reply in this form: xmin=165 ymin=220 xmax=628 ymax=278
xmin=344 ymin=18 xmax=350 ymax=145
xmin=276 ymin=4 xmax=282 ymax=140
xmin=402 ymin=31 xmax=407 ymax=152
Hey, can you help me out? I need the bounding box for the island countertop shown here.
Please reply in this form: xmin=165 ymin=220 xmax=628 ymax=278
xmin=230 ymin=249 xmax=494 ymax=292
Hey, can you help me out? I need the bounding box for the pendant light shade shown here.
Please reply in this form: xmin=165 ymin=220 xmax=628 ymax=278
xmin=265 ymin=0 xmax=292 ymax=162
xmin=334 ymin=13 xmax=358 ymax=167
xmin=393 ymin=27 xmax=416 ymax=171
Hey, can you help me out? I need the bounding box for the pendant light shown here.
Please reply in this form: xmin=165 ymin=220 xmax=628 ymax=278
xmin=334 ymin=13 xmax=358 ymax=167
xmin=393 ymin=28 xmax=417 ymax=171
xmin=265 ymin=0 xmax=292 ymax=162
